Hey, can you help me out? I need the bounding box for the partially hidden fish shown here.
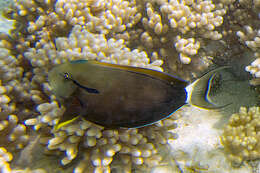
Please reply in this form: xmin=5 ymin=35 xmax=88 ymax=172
xmin=48 ymin=60 xmax=228 ymax=129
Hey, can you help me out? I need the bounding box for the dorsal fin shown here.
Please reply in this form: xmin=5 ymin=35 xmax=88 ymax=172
xmin=87 ymin=60 xmax=188 ymax=86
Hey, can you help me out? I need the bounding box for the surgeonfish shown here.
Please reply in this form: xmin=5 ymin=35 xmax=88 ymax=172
xmin=48 ymin=60 xmax=228 ymax=129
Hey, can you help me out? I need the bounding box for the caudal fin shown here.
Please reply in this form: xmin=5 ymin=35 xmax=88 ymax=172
xmin=186 ymin=66 xmax=232 ymax=109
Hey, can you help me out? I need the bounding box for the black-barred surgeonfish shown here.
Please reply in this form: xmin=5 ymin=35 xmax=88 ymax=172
xmin=48 ymin=60 xmax=228 ymax=129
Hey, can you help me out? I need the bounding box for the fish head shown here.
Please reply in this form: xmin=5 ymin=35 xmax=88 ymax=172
xmin=48 ymin=63 xmax=77 ymax=99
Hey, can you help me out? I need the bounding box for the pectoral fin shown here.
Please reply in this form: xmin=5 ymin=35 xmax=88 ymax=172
xmin=53 ymin=97 xmax=84 ymax=131
xmin=54 ymin=115 xmax=80 ymax=131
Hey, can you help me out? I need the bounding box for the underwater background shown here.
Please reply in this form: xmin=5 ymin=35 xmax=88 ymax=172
xmin=0 ymin=0 xmax=260 ymax=172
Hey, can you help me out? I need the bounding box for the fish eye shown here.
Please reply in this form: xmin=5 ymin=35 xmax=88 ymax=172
xmin=63 ymin=72 xmax=71 ymax=80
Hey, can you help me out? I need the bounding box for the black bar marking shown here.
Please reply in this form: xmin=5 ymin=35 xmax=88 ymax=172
xmin=71 ymin=79 xmax=100 ymax=94
xmin=61 ymin=72 xmax=99 ymax=94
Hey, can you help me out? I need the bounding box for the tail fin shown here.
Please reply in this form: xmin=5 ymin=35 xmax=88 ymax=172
xmin=186 ymin=66 xmax=231 ymax=109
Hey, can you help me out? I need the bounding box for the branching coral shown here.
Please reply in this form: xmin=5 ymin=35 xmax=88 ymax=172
xmin=242 ymin=26 xmax=260 ymax=85
xmin=228 ymin=1 xmax=260 ymax=85
xmin=0 ymin=147 xmax=12 ymax=173
xmin=6 ymin=0 xmax=141 ymax=54
xmin=126 ymin=0 xmax=228 ymax=79
xmin=0 ymin=147 xmax=46 ymax=173
xmin=238 ymin=26 xmax=260 ymax=80
xmin=54 ymin=0 xmax=141 ymax=34
xmin=222 ymin=107 xmax=260 ymax=167
xmin=1 ymin=0 xmax=175 ymax=171
xmin=0 ymin=48 xmax=32 ymax=152
xmin=1 ymin=1 xmax=175 ymax=171
xmin=4 ymin=0 xmax=231 ymax=81
xmin=0 ymin=114 xmax=29 ymax=150
xmin=25 ymin=101 xmax=178 ymax=172
xmin=24 ymin=24 xmax=163 ymax=69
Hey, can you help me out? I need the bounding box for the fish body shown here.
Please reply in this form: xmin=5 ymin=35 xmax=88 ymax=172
xmin=48 ymin=60 xmax=226 ymax=129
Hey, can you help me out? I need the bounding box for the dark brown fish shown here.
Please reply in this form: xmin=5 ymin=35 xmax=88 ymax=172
xmin=48 ymin=60 xmax=227 ymax=129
